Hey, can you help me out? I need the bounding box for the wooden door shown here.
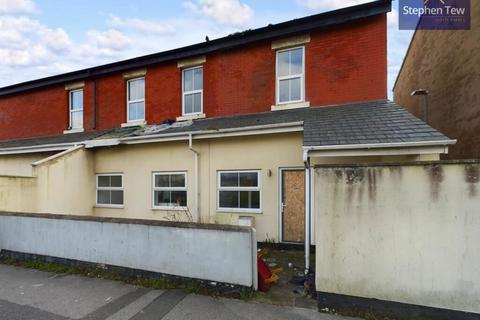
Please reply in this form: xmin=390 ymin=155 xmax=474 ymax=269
xmin=281 ymin=170 xmax=305 ymax=243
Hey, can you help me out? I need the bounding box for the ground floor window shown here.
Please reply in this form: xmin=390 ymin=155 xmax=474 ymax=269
xmin=96 ymin=174 xmax=124 ymax=207
xmin=217 ymin=170 xmax=261 ymax=213
xmin=153 ymin=172 xmax=187 ymax=208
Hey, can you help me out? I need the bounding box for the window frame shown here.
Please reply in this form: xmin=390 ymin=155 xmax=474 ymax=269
xmin=69 ymin=89 xmax=83 ymax=129
xmin=182 ymin=66 xmax=203 ymax=116
xmin=126 ymin=77 xmax=145 ymax=123
xmin=152 ymin=171 xmax=188 ymax=210
xmin=275 ymin=46 xmax=305 ymax=105
xmin=96 ymin=173 xmax=124 ymax=208
xmin=217 ymin=170 xmax=262 ymax=214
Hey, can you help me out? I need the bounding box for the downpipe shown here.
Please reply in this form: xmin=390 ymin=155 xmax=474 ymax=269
xmin=188 ymin=134 xmax=200 ymax=223
xmin=304 ymin=155 xmax=311 ymax=275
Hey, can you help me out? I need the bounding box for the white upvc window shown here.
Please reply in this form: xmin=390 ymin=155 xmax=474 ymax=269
xmin=69 ymin=89 xmax=83 ymax=129
xmin=276 ymin=46 xmax=305 ymax=104
xmin=152 ymin=172 xmax=187 ymax=209
xmin=96 ymin=174 xmax=124 ymax=208
xmin=127 ymin=77 xmax=145 ymax=122
xmin=217 ymin=170 xmax=261 ymax=213
xmin=182 ymin=66 xmax=203 ymax=115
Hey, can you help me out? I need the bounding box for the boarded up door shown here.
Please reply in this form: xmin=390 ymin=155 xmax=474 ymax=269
xmin=281 ymin=170 xmax=305 ymax=243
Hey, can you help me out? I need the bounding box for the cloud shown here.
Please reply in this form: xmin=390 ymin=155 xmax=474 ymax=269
xmin=85 ymin=29 xmax=131 ymax=51
xmin=183 ymin=0 xmax=253 ymax=27
xmin=108 ymin=15 xmax=175 ymax=35
xmin=299 ymin=0 xmax=370 ymax=12
xmin=0 ymin=0 xmax=35 ymax=14
xmin=0 ymin=16 xmax=71 ymax=66
xmin=77 ymin=29 xmax=132 ymax=60
xmin=41 ymin=28 xmax=72 ymax=52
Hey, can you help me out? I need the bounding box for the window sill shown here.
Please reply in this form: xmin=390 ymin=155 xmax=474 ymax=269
xmin=216 ymin=209 xmax=262 ymax=214
xmin=63 ymin=128 xmax=84 ymax=134
xmin=121 ymin=120 xmax=146 ymax=128
xmin=176 ymin=113 xmax=206 ymax=122
xmin=152 ymin=206 xmax=188 ymax=211
xmin=94 ymin=205 xmax=124 ymax=209
xmin=271 ymin=101 xmax=310 ymax=111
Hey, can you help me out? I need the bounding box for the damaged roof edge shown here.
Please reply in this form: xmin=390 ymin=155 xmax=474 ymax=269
xmin=118 ymin=121 xmax=304 ymax=144
xmin=0 ymin=0 xmax=391 ymax=97
xmin=0 ymin=122 xmax=305 ymax=154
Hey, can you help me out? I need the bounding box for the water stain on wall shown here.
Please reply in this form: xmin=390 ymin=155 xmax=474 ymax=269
xmin=344 ymin=168 xmax=365 ymax=205
xmin=464 ymin=164 xmax=480 ymax=197
xmin=424 ymin=164 xmax=444 ymax=200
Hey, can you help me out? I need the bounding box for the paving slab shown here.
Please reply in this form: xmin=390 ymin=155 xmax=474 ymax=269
xmin=0 ymin=263 xmax=356 ymax=320
xmin=0 ymin=264 xmax=136 ymax=319
xmin=163 ymin=294 xmax=345 ymax=320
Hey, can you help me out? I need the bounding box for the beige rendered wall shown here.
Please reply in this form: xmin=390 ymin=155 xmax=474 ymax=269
xmin=314 ymin=161 xmax=480 ymax=313
xmin=0 ymin=133 xmax=443 ymax=241
xmin=0 ymin=153 xmax=53 ymax=177
xmin=0 ymin=176 xmax=37 ymax=212
xmin=93 ymin=133 xmax=305 ymax=241
xmin=93 ymin=134 xmax=438 ymax=241
xmin=34 ymin=147 xmax=95 ymax=215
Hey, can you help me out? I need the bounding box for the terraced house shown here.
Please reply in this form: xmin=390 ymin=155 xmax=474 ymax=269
xmin=0 ymin=0 xmax=454 ymax=244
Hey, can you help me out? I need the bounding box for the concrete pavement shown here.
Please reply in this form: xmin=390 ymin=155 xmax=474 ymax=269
xmin=0 ymin=264 xmax=349 ymax=320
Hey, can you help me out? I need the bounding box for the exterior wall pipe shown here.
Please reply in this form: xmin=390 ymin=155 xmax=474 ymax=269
xmin=304 ymin=156 xmax=311 ymax=274
xmin=188 ymin=134 xmax=200 ymax=223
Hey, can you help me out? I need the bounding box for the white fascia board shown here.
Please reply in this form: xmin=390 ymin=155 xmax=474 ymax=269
xmin=303 ymin=139 xmax=456 ymax=152
xmin=307 ymin=145 xmax=450 ymax=158
xmin=0 ymin=143 xmax=79 ymax=155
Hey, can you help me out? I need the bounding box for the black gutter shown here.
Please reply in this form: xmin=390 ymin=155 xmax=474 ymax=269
xmin=0 ymin=0 xmax=391 ymax=97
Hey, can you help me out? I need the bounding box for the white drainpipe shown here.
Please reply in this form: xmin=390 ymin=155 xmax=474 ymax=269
xmin=188 ymin=134 xmax=200 ymax=223
xmin=304 ymin=155 xmax=311 ymax=274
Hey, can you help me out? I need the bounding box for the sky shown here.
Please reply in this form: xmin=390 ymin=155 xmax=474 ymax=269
xmin=0 ymin=0 xmax=414 ymax=98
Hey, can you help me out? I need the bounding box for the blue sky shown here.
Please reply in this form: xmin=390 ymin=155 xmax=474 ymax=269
xmin=0 ymin=0 xmax=413 ymax=98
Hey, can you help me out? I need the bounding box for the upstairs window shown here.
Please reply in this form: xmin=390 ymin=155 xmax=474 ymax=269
xmin=217 ymin=171 xmax=261 ymax=213
xmin=153 ymin=172 xmax=187 ymax=208
xmin=276 ymin=46 xmax=304 ymax=104
xmin=182 ymin=66 xmax=203 ymax=115
xmin=69 ymin=89 xmax=83 ymax=129
xmin=127 ymin=77 xmax=145 ymax=122
xmin=96 ymin=174 xmax=124 ymax=208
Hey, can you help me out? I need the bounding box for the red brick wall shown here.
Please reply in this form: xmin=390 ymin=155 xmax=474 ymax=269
xmin=0 ymin=14 xmax=387 ymax=141
xmin=0 ymin=85 xmax=68 ymax=140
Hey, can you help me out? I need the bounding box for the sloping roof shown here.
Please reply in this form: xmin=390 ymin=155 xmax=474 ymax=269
xmin=302 ymin=100 xmax=449 ymax=146
xmin=0 ymin=100 xmax=453 ymax=152
xmin=0 ymin=0 xmax=391 ymax=97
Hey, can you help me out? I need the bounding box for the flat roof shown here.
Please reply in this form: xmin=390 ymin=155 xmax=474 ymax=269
xmin=0 ymin=0 xmax=391 ymax=97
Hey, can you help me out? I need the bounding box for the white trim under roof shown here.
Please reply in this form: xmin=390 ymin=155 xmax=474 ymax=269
xmin=0 ymin=142 xmax=80 ymax=155
xmin=303 ymin=139 xmax=457 ymax=159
